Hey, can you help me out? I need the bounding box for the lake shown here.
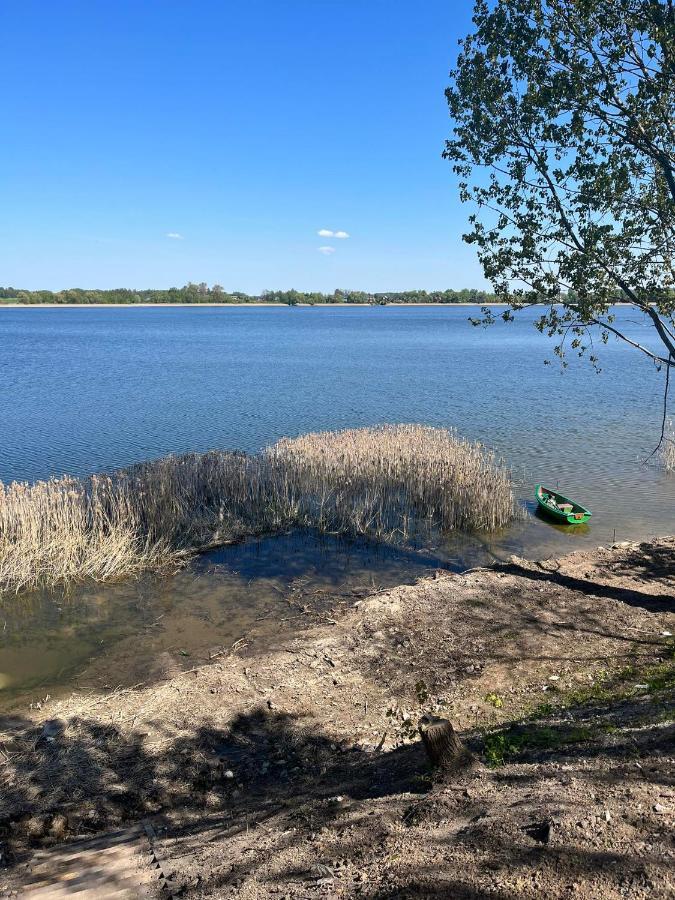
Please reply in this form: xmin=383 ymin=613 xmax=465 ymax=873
xmin=1 ymin=305 xmax=673 ymax=704
xmin=1 ymin=304 xmax=673 ymax=531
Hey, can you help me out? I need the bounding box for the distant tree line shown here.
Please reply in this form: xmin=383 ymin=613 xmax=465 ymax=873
xmin=0 ymin=284 xmax=502 ymax=305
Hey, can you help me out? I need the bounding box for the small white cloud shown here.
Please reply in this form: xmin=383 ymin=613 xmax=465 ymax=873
xmin=318 ymin=246 xmax=336 ymax=255
xmin=317 ymin=228 xmax=350 ymax=239
xmin=166 ymin=232 xmax=183 ymax=240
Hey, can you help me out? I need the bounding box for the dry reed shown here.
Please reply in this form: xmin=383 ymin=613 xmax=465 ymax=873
xmin=265 ymin=424 xmax=514 ymax=537
xmin=0 ymin=425 xmax=515 ymax=594
xmin=660 ymin=420 xmax=675 ymax=472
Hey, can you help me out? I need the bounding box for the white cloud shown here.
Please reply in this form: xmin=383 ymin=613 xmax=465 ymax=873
xmin=166 ymin=232 xmax=183 ymax=240
xmin=317 ymin=228 xmax=350 ymax=239
xmin=318 ymin=246 xmax=336 ymax=255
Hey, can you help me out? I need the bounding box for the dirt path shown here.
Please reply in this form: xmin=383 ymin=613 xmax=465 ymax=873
xmin=3 ymin=826 xmax=159 ymax=899
xmin=1 ymin=538 xmax=673 ymax=898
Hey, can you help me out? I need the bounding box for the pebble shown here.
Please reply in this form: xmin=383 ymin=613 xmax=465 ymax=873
xmin=40 ymin=719 xmax=65 ymax=740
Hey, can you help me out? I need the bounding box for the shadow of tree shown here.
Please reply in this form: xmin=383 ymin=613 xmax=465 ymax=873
xmin=499 ymin=558 xmax=674 ymax=613
xmin=351 ymin=575 xmax=672 ymax=714
xmin=608 ymin=542 xmax=675 ymax=592
xmin=2 ymin=543 xmax=673 ymax=896
xmin=0 ymin=706 xmax=426 ymax=868
xmin=474 ymin=698 xmax=675 ymax=773
xmin=358 ymin=831 xmax=671 ymax=900
xmin=2 ymin=685 xmax=673 ymax=898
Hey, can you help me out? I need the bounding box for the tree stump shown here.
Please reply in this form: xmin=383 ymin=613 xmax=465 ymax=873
xmin=418 ymin=715 xmax=472 ymax=770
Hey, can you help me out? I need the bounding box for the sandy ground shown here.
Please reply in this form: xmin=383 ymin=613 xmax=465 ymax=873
xmin=1 ymin=538 xmax=673 ymax=898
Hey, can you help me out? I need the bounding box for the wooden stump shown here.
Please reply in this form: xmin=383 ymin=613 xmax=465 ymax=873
xmin=418 ymin=715 xmax=472 ymax=770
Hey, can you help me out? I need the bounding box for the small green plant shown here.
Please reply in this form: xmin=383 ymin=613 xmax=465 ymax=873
xmin=529 ymin=701 xmax=554 ymax=718
xmin=599 ymin=722 xmax=619 ymax=734
xmin=643 ymin=662 xmax=675 ymax=693
xmin=484 ymin=692 xmax=504 ymax=709
xmin=415 ymin=680 xmax=430 ymax=704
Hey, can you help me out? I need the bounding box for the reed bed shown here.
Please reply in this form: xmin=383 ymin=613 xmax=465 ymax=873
xmin=0 ymin=425 xmax=515 ymax=594
xmin=265 ymin=424 xmax=515 ymax=537
xmin=0 ymin=475 xmax=168 ymax=595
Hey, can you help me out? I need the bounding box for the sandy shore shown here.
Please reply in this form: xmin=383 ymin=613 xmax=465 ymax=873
xmin=1 ymin=538 xmax=673 ymax=898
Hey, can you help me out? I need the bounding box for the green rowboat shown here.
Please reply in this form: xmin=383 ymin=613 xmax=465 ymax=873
xmin=535 ymin=484 xmax=592 ymax=524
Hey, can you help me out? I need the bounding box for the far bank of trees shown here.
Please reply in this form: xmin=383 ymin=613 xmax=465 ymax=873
xmin=0 ymin=285 xmax=501 ymax=306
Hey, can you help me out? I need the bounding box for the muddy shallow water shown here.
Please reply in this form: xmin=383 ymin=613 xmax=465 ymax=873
xmin=0 ymin=501 xmax=659 ymax=712
xmin=0 ymin=531 xmax=450 ymax=709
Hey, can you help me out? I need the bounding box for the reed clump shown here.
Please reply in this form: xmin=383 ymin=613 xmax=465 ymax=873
xmin=660 ymin=420 xmax=675 ymax=472
xmin=0 ymin=425 xmax=515 ymax=594
xmin=0 ymin=475 xmax=169 ymax=595
xmin=265 ymin=424 xmax=515 ymax=537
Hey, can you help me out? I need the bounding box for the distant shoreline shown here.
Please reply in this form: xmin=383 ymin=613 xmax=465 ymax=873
xmin=0 ymin=302 xmax=512 ymax=309
xmin=0 ymin=302 xmax=637 ymax=310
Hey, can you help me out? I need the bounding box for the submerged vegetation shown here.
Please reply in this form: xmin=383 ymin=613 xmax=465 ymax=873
xmin=0 ymin=425 xmax=515 ymax=594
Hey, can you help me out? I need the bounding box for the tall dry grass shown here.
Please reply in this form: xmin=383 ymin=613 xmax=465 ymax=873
xmin=0 ymin=453 xmax=274 ymax=595
xmin=0 ymin=475 xmax=168 ymax=595
xmin=660 ymin=420 xmax=675 ymax=472
xmin=266 ymin=425 xmax=514 ymax=537
xmin=0 ymin=425 xmax=515 ymax=594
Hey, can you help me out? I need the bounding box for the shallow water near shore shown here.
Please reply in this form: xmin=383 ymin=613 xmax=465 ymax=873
xmin=0 ymin=531 xmax=451 ymax=708
xmin=1 ymin=305 xmax=673 ymax=708
xmin=0 ymin=510 xmax=658 ymax=710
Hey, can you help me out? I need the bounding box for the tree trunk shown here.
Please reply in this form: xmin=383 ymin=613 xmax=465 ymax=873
xmin=418 ymin=715 xmax=472 ymax=770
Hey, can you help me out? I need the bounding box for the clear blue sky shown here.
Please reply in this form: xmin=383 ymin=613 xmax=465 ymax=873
xmin=2 ymin=0 xmax=488 ymax=293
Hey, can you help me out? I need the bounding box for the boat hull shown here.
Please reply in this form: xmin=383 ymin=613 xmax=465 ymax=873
xmin=535 ymin=484 xmax=592 ymax=524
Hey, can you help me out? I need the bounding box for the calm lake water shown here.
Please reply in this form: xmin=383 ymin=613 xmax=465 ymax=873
xmin=1 ymin=305 xmax=673 ymax=705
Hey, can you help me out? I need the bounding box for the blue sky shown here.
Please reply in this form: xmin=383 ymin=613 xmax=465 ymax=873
xmin=2 ymin=1 xmax=487 ymax=292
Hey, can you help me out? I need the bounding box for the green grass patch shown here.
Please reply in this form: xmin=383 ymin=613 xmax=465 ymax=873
xmin=559 ymin=659 xmax=675 ymax=709
xmin=483 ymin=724 xmax=594 ymax=767
xmin=523 ymin=650 xmax=675 ymax=719
xmin=483 ymin=654 xmax=675 ymax=766
xmin=643 ymin=661 xmax=675 ymax=693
